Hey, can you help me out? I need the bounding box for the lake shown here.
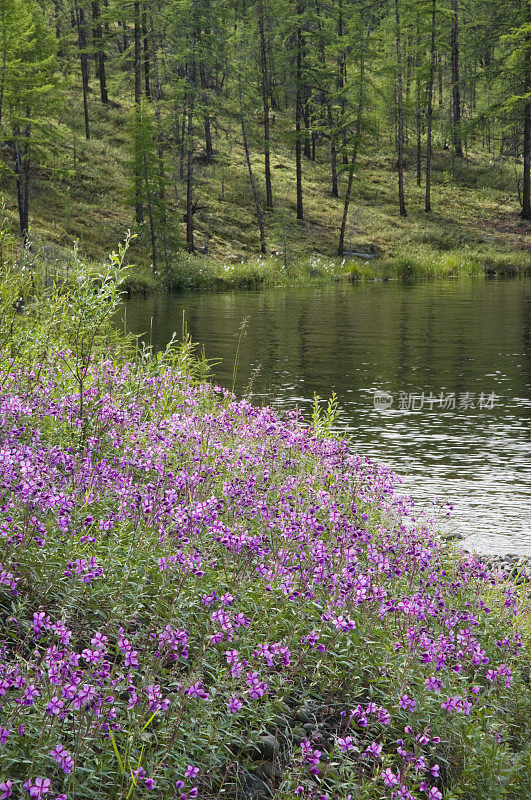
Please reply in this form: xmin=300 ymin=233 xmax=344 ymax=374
xmin=123 ymin=276 xmax=531 ymax=555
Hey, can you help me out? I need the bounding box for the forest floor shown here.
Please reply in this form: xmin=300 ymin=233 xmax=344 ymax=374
xmin=0 ymin=91 xmax=529 ymax=292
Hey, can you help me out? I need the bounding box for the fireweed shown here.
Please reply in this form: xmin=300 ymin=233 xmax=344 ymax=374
xmin=0 ymin=266 xmax=529 ymax=800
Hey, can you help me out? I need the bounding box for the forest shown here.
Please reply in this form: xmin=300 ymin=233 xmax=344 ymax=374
xmin=0 ymin=0 xmax=529 ymax=285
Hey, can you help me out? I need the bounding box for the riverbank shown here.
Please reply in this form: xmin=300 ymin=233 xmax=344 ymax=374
xmin=0 ymin=256 xmax=529 ymax=799
xmin=446 ymin=538 xmax=531 ymax=583
xmin=17 ymin=231 xmax=530 ymax=297
xmin=119 ymin=247 xmax=530 ymax=295
xmin=478 ymin=553 xmax=531 ymax=583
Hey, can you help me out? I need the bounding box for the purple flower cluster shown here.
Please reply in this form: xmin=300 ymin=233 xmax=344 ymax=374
xmin=300 ymin=739 xmax=322 ymax=775
xmin=50 ymin=745 xmax=74 ymax=775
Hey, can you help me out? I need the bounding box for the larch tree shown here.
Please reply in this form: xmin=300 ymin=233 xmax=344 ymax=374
xmin=92 ymin=1 xmax=109 ymax=104
xmin=338 ymin=6 xmax=368 ymax=255
xmin=295 ymin=0 xmax=304 ymax=221
xmin=0 ymin=0 xmax=57 ymax=241
xmin=73 ymin=0 xmax=91 ymax=140
xmin=425 ymin=0 xmax=437 ymax=214
xmin=394 ymin=0 xmax=407 ymax=216
xmin=449 ymin=0 xmax=463 ymax=156
xmin=256 ymin=0 xmax=273 ymax=209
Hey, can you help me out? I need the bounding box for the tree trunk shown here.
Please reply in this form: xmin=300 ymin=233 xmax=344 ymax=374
xmin=416 ymin=21 xmax=422 ymax=187
xmin=522 ymin=30 xmax=530 ymax=220
xmin=134 ymin=1 xmax=143 ymax=224
xmin=53 ymin=1 xmax=61 ymax=43
xmin=394 ymin=0 xmax=407 ymax=216
xmin=199 ymin=62 xmax=213 ymax=162
xmin=438 ymin=53 xmax=443 ymax=107
xmin=147 ymin=0 xmax=164 ymax=169
xmin=186 ymin=103 xmax=195 ymax=252
xmin=425 ymin=0 xmax=436 ymax=213
xmin=303 ymin=95 xmax=312 ymax=159
xmin=92 ymin=2 xmax=108 ymax=104
xmin=179 ymin=111 xmax=186 ymax=181
xmin=405 ymin=33 xmax=411 ymax=144
xmin=258 ymin=0 xmax=273 ymax=209
xmin=102 ymin=0 xmax=110 ymax=34
xmin=186 ymin=1 xmax=197 ymax=253
xmin=337 ymin=0 xmax=348 ymax=163
xmin=327 ymin=103 xmax=338 ymax=197
xmin=142 ymin=5 xmax=151 ymax=100
xmin=146 ymin=0 xmax=168 ymax=269
xmin=92 ymin=5 xmax=99 ymax=73
xmin=143 ymin=153 xmax=157 ymax=270
xmin=0 ymin=2 xmax=7 ymax=128
xmin=314 ymin=3 xmax=333 ymax=189
xmin=121 ymin=20 xmax=129 ymax=62
xmin=471 ymin=56 xmax=477 ymax=112
xmin=406 ymin=35 xmax=411 ymax=104
xmin=198 ymin=0 xmax=213 ymax=163
xmin=241 ymin=111 xmax=266 ymax=254
xmin=75 ymin=1 xmax=90 ymax=140
xmin=338 ymin=33 xmax=364 ymax=255
xmin=134 ymin=3 xmax=142 ymax=107
xmin=450 ymin=0 xmax=463 ymax=156
xmin=13 ymin=131 xmax=30 ymax=242
xmin=295 ymin=7 xmax=303 ymax=221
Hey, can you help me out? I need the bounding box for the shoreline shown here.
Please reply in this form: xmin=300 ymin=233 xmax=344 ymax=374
xmin=462 ymin=548 xmax=531 ymax=582
xmin=121 ymin=255 xmax=531 ymax=296
xmin=442 ymin=534 xmax=531 ymax=582
xmin=475 ymin=553 xmax=531 ymax=582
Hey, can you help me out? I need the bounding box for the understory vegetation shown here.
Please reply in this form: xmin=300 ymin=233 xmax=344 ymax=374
xmin=0 ymin=250 xmax=530 ymax=800
xmin=2 ymin=102 xmax=529 ymax=295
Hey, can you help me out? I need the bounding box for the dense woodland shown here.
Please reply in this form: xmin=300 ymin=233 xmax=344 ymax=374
xmin=0 ymin=0 xmax=529 ymax=273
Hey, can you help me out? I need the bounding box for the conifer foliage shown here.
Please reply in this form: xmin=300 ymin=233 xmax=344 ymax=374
xmin=0 ymin=0 xmax=528 ymax=254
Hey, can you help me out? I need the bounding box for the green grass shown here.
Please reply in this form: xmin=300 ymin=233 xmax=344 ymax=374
xmin=0 ymin=86 xmax=528 ymax=293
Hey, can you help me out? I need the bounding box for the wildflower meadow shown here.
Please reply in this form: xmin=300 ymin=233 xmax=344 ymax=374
xmin=0 ymin=249 xmax=529 ymax=800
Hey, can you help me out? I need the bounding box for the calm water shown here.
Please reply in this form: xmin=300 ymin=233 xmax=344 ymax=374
xmin=123 ymin=277 xmax=531 ymax=555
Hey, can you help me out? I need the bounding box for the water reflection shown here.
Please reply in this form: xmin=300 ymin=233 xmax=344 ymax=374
xmin=122 ymin=277 xmax=531 ymax=555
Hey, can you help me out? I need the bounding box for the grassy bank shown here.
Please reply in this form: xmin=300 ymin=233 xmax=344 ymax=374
xmin=119 ymin=249 xmax=530 ymax=296
xmin=13 ymin=241 xmax=530 ymax=299
xmin=0 ymin=94 xmax=529 ymax=295
xmin=0 ymin=254 xmax=530 ymax=800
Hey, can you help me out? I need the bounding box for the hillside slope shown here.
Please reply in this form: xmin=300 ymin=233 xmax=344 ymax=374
xmin=0 ymin=89 xmax=529 ymax=289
